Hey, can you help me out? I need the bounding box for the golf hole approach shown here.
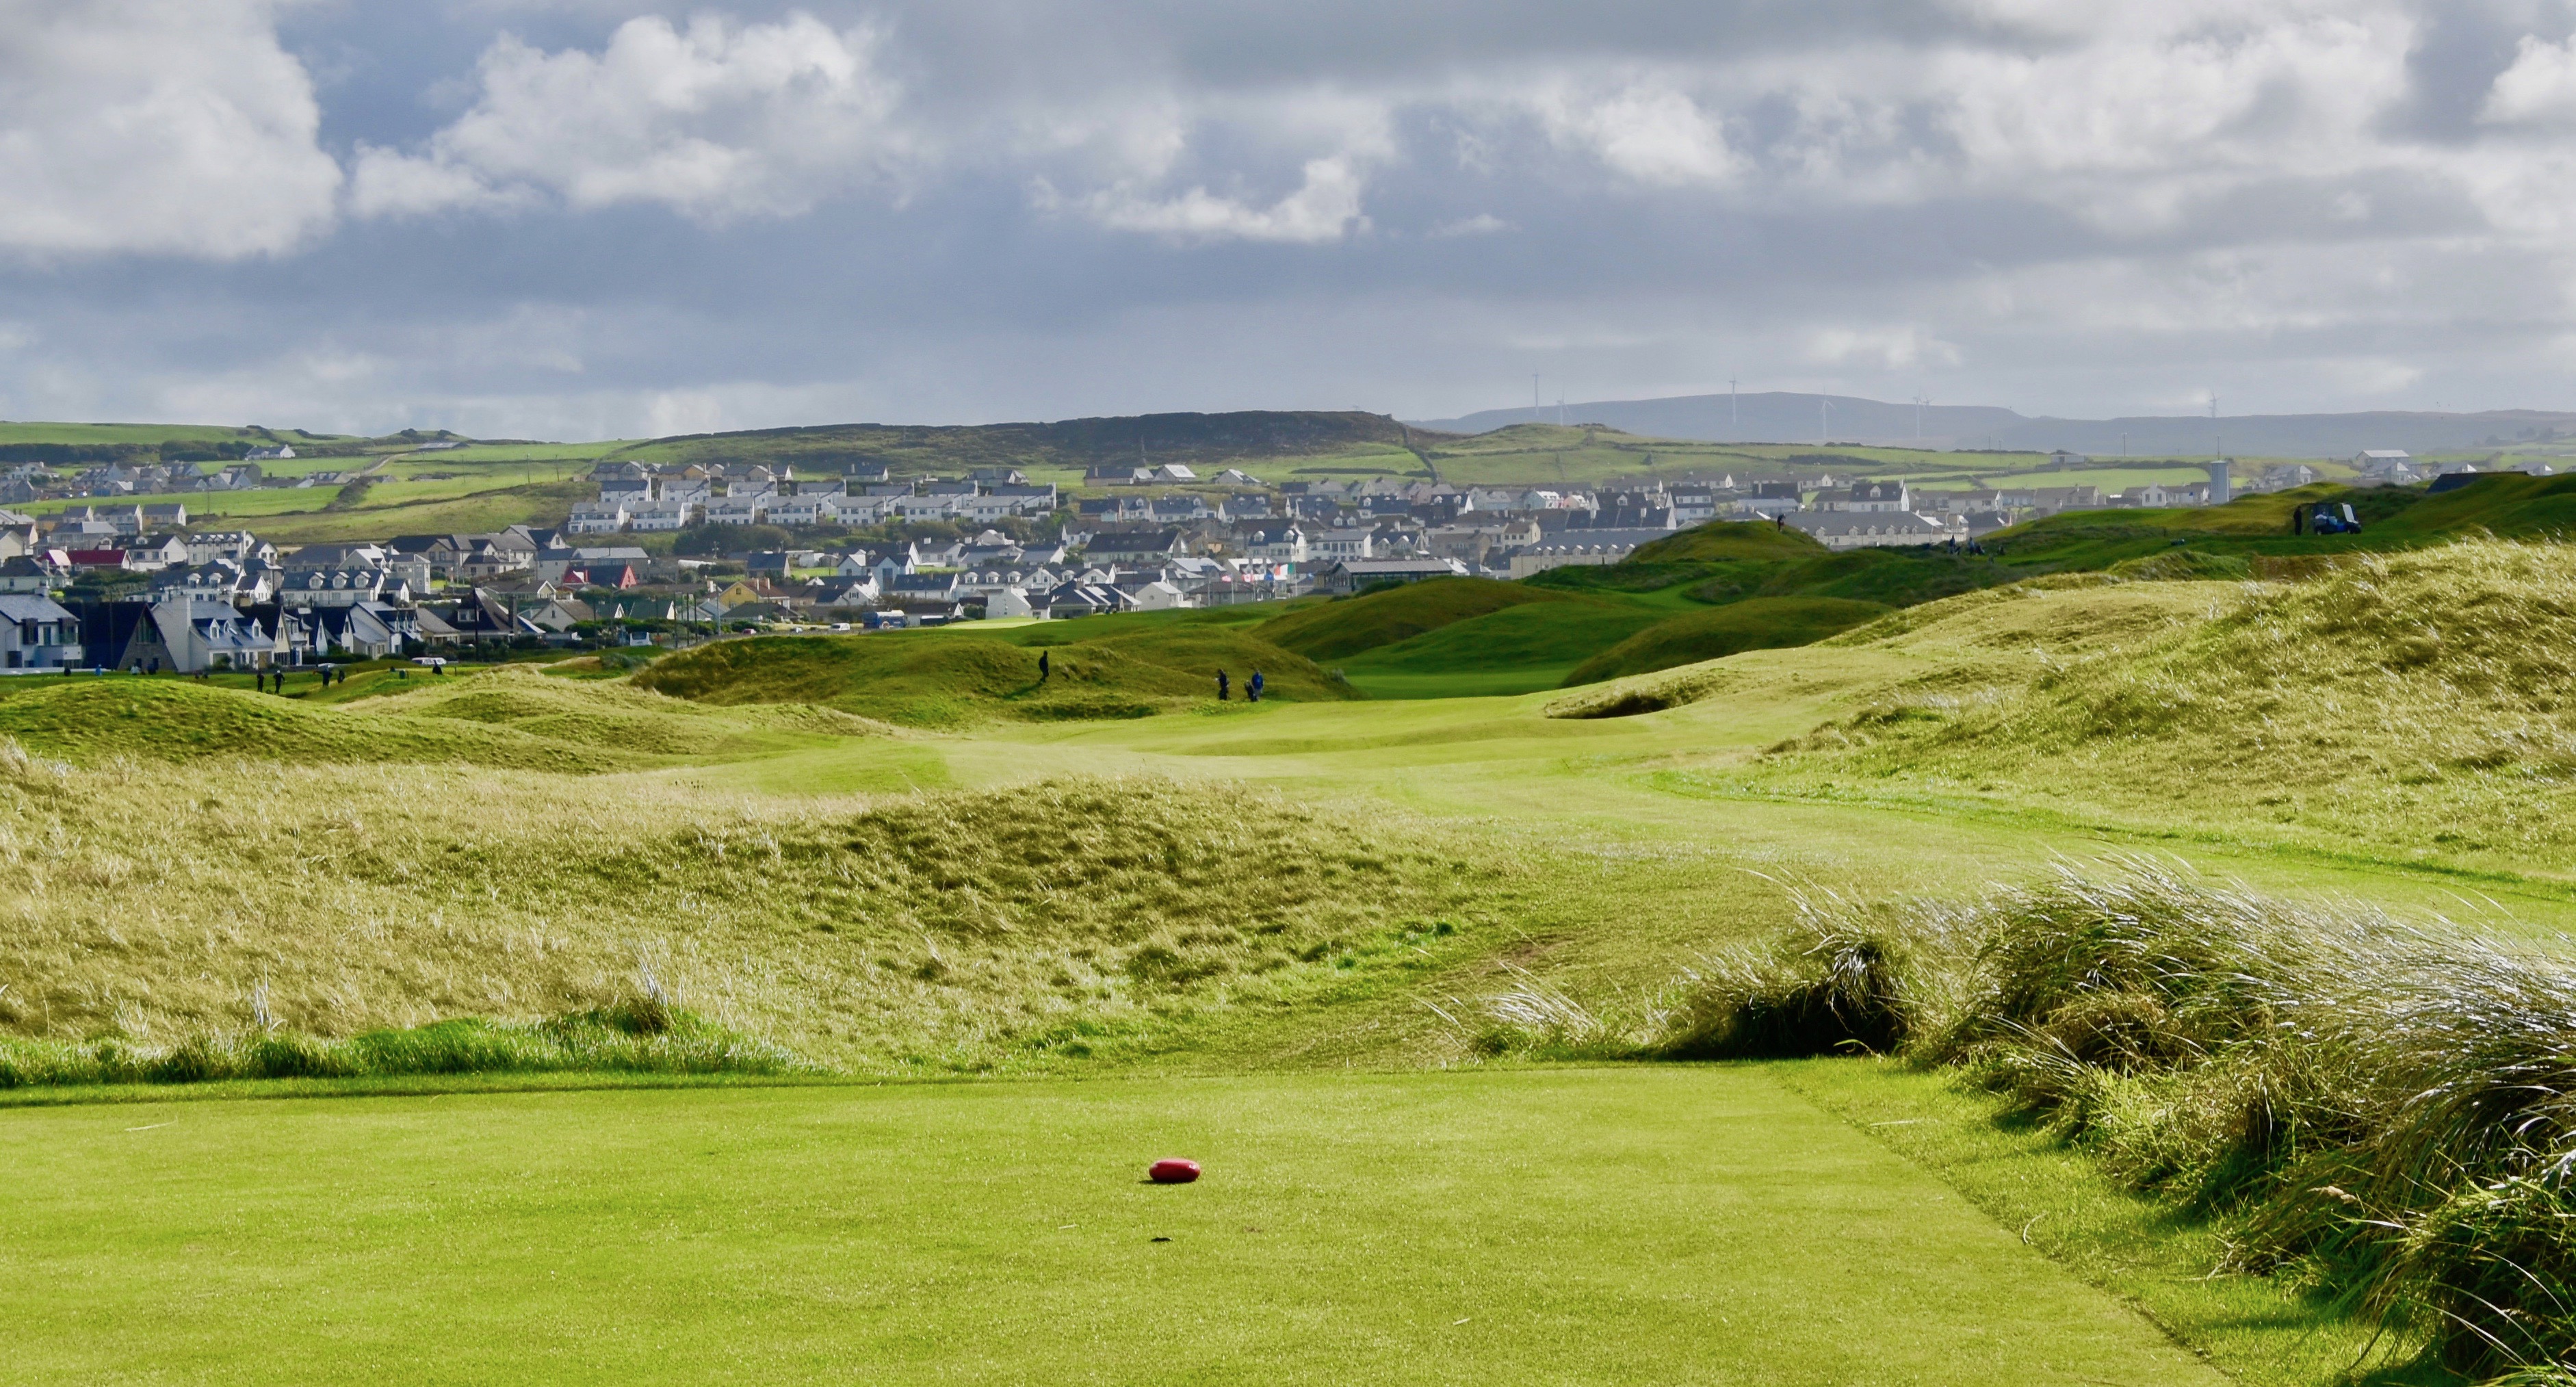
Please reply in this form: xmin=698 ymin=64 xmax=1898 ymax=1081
xmin=1148 ymin=1158 xmax=1201 ymax=1184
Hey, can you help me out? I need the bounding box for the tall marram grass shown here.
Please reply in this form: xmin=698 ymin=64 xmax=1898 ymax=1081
xmin=1507 ymin=862 xmax=2576 ymax=1377
xmin=0 ymin=998 xmax=805 ymax=1088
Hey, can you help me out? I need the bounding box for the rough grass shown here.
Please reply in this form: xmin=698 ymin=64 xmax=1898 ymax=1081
xmin=1253 ymin=577 xmax=1578 ymax=660
xmin=1773 ymin=539 xmax=2576 ymax=864
xmin=0 ymin=1002 xmax=803 ymax=1088
xmin=0 ymin=666 xmax=886 ymax=770
xmin=634 ymin=627 xmax=1351 ymax=726
xmin=0 ymin=751 xmax=1496 ymax=1074
xmin=1483 ymin=861 xmax=2576 ymax=1376
xmin=1562 ymin=597 xmax=1892 ymax=685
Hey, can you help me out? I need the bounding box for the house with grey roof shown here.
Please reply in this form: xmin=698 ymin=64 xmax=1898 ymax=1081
xmin=0 ymin=594 xmax=81 ymax=670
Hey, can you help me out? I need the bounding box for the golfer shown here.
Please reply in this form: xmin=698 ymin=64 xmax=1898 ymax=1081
xmin=1217 ymin=669 xmax=1230 ymax=701
xmin=1248 ymin=670 xmax=1264 ymax=703
xmin=1038 ymin=650 xmax=1050 ymax=683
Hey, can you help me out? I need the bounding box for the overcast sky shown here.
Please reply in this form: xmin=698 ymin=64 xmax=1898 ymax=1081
xmin=9 ymin=0 xmax=2576 ymax=437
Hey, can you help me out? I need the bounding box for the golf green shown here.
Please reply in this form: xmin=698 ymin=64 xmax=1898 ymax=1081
xmin=0 ymin=1067 xmax=2218 ymax=1385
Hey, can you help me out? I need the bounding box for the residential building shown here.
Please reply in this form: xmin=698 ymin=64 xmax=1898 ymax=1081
xmin=1238 ymin=525 xmax=1308 ymax=564
xmin=0 ymin=594 xmax=81 ymax=669
xmin=565 ymin=501 xmax=629 ymax=534
xmin=1782 ymin=512 xmax=1956 ymax=551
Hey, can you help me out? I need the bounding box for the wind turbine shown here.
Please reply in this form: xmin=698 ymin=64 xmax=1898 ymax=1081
xmin=1819 ymin=397 xmax=1833 ymax=445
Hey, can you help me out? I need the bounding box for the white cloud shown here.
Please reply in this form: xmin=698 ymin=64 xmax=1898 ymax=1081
xmin=2484 ymin=34 xmax=2576 ymax=125
xmin=351 ymin=12 xmax=902 ymax=220
xmin=1059 ymin=155 xmax=1371 ymax=244
xmin=1533 ymin=81 xmax=1740 ymax=186
xmin=1804 ymin=326 xmax=1964 ymax=371
xmin=0 ymin=0 xmax=341 ymax=259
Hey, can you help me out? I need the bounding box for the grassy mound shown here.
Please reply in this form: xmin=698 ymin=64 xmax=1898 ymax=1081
xmin=1338 ymin=597 xmax=1663 ymax=675
xmin=0 ymin=666 xmax=883 ymax=770
xmin=1772 ymin=539 xmax=2576 ymax=857
xmin=1689 ymin=549 xmax=2017 ymax=609
xmin=0 ymin=758 xmax=1494 ymax=1072
xmin=1254 ymin=577 xmax=1574 ymax=660
xmin=634 ymin=626 xmax=1349 ymax=726
xmin=1563 ymin=597 xmax=1891 ymax=685
xmin=1628 ymin=520 xmax=1827 ymax=564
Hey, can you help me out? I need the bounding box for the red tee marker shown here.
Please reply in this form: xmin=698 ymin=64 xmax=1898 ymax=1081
xmin=1147 ymin=1158 xmax=1201 ymax=1184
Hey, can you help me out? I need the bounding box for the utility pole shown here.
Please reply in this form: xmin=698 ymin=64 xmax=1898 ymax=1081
xmin=1533 ymin=374 xmax=1542 ymax=422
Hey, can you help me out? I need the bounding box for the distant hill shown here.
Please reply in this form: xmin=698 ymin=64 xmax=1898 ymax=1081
xmin=609 ymin=411 xmax=1453 ymax=475
xmin=1408 ymin=391 xmax=2576 ymax=458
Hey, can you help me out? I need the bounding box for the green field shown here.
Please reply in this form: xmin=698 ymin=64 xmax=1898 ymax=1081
xmin=1 ymin=1069 xmax=2263 ymax=1386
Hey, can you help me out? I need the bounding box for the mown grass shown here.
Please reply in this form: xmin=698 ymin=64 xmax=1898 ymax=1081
xmin=0 ymin=1070 xmax=2233 ymax=1386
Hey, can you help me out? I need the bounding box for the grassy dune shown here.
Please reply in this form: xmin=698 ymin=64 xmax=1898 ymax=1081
xmin=1755 ymin=541 xmax=2576 ymax=867
xmin=0 ymin=666 xmax=885 ymax=770
xmin=0 ymin=753 xmax=1490 ymax=1072
xmin=637 ymin=626 xmax=1349 ymax=725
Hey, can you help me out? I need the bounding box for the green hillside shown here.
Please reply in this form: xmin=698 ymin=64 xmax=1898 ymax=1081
xmin=1563 ymin=597 xmax=1892 ymax=684
xmin=634 ymin=625 xmax=1349 ymax=725
xmin=1628 ymin=521 xmax=1825 ymax=563
xmin=1254 ymin=577 xmax=1576 ymax=660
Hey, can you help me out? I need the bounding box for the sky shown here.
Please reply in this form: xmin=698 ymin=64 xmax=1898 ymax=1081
xmin=10 ymin=0 xmax=2576 ymax=438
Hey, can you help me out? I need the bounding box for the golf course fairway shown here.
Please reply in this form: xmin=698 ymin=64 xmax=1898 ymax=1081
xmin=0 ymin=1069 xmax=2220 ymax=1385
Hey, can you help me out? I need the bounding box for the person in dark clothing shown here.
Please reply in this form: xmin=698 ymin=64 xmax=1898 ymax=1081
xmin=1247 ymin=670 xmax=1264 ymax=703
xmin=1217 ymin=669 xmax=1230 ymax=701
xmin=1038 ymin=650 xmax=1050 ymax=683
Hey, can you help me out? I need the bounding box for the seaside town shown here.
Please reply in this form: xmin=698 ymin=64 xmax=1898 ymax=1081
xmin=0 ymin=445 xmax=2494 ymax=673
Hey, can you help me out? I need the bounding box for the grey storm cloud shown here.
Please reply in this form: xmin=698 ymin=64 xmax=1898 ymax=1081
xmin=2 ymin=0 xmax=2576 ymax=436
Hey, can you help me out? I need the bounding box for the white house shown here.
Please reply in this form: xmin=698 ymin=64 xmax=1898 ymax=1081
xmin=1824 ymin=480 xmax=1911 ymax=513
xmin=1307 ymin=528 xmax=1376 ymax=560
xmin=705 ymin=495 xmax=770 ymax=526
xmin=1240 ymin=525 xmax=1308 ymax=564
xmin=0 ymin=594 xmax=80 ymax=670
xmin=1131 ymin=580 xmax=1191 ymax=611
xmin=565 ymin=501 xmax=629 ymax=534
xmin=1782 ymin=511 xmax=1956 ymax=551
xmin=768 ymin=495 xmax=840 ymax=528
